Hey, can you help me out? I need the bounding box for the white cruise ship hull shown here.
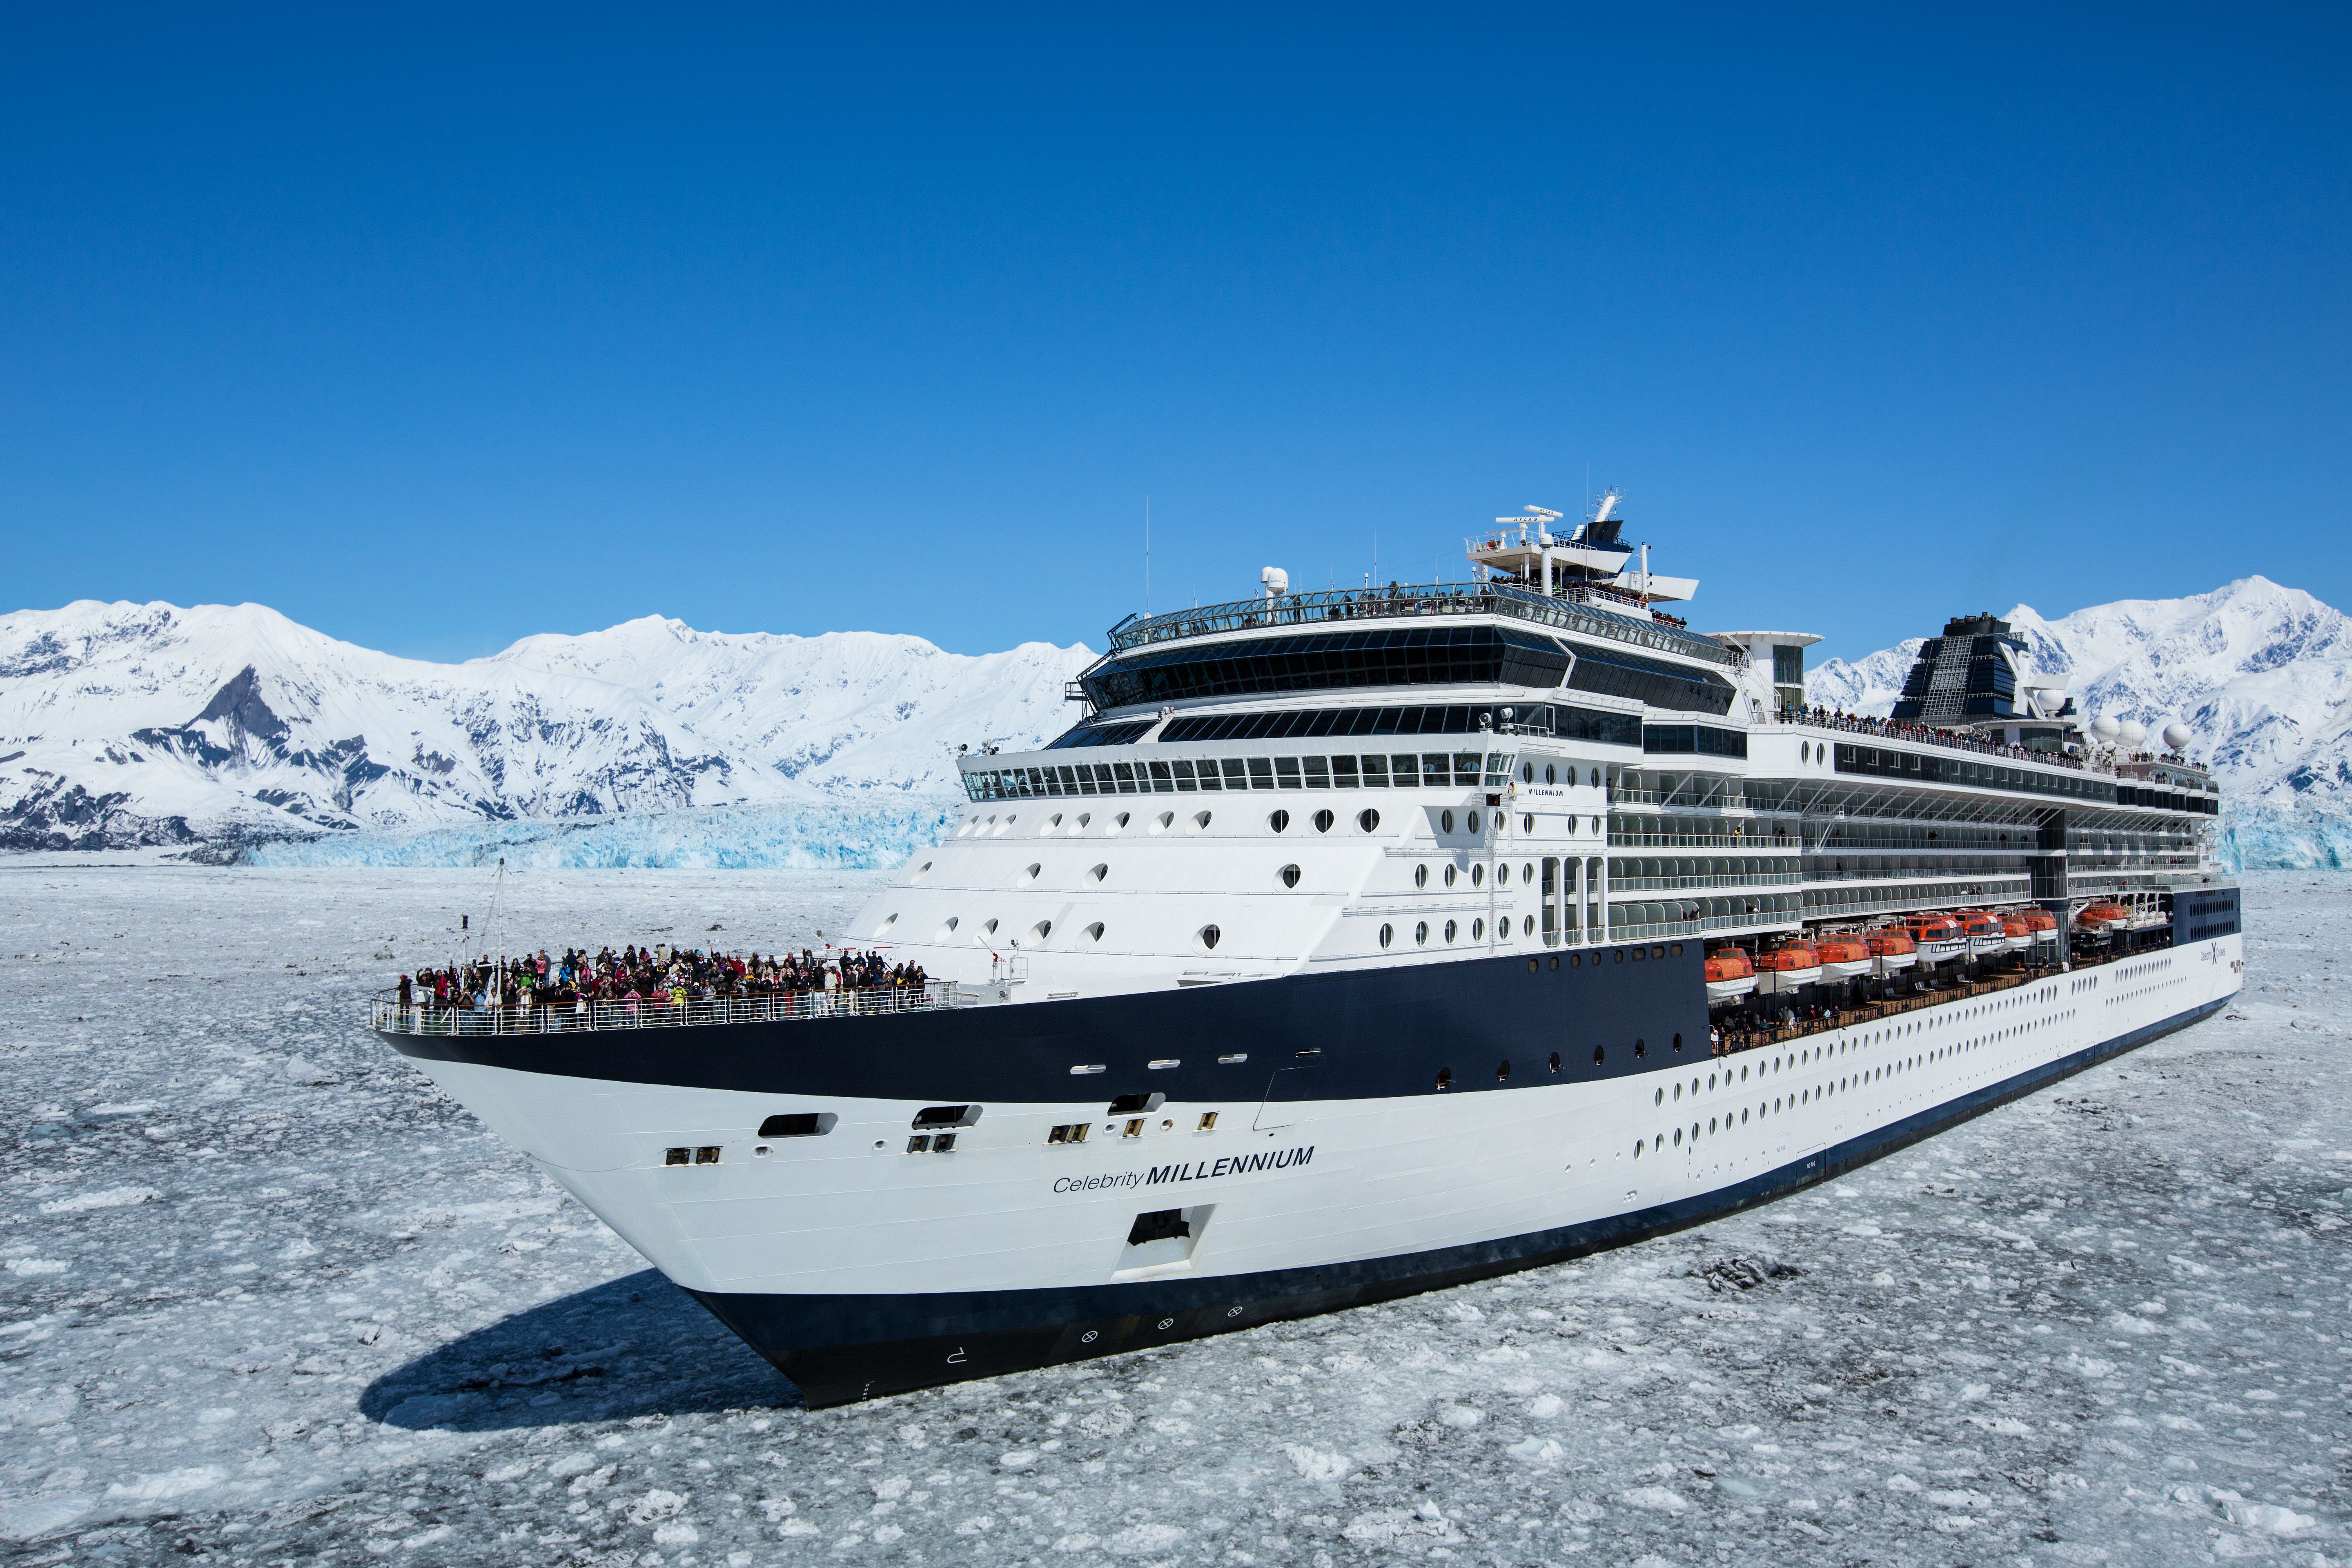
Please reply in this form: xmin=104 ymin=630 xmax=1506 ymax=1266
xmin=383 ymin=918 xmax=2242 ymax=1406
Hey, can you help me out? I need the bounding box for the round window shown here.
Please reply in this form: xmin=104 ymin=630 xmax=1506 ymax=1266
xmin=1471 ymin=918 xmax=1484 ymax=940
xmin=1414 ymin=920 xmax=1429 ymax=945
xmin=1113 ymin=812 xmax=1130 ymax=830
xmin=1467 ymin=811 xmax=1481 ymax=833
xmin=1522 ymin=861 xmax=1533 ymax=883
xmin=1443 ymin=864 xmax=1457 ymax=888
xmin=1198 ymin=924 xmax=1221 ymax=951
xmin=1472 ymin=863 xmax=1485 ymax=888
xmin=1089 ymin=863 xmax=1108 ymax=883
xmin=1193 ymin=810 xmax=1212 ymax=831
xmin=982 ymin=918 xmax=999 ymax=935
xmin=1546 ymin=764 xmax=1556 ymax=784
xmin=1522 ymin=813 xmax=1534 ymax=833
xmin=1312 ymin=808 xmax=1334 ymax=833
xmin=1084 ymin=922 xmax=1105 ymax=943
xmin=1521 ymin=762 xmax=1533 ymax=783
xmin=1279 ymin=864 xmax=1301 ymax=889
xmin=1523 ymin=915 xmax=1535 ymax=938
xmin=1357 ymin=808 xmax=1381 ymax=833
xmin=1441 ymin=809 xmax=1455 ymax=834
xmin=1379 ymin=923 xmax=1393 ymax=949
xmin=1020 ymin=862 xmax=1040 ymax=883
xmin=1414 ymin=863 xmax=1428 ymax=889
xmin=1046 ymin=813 xmax=1062 ymax=829
xmin=1268 ymin=809 xmax=1289 ymax=833
xmin=1032 ymin=920 xmax=1053 ymax=941
xmin=1443 ymin=919 xmax=1458 ymax=943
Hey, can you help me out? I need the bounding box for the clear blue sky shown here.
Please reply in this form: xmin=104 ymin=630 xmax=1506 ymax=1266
xmin=4 ymin=7 xmax=2345 ymax=666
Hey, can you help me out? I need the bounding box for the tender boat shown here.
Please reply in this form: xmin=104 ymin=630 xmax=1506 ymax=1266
xmin=1999 ymin=913 xmax=2034 ymax=950
xmin=1905 ymin=911 xmax=1966 ymax=962
xmin=1704 ymin=945 xmax=1757 ymax=1000
xmin=2022 ymin=908 xmax=2060 ymax=943
xmin=1864 ymin=924 xmax=1918 ymax=972
xmin=1958 ymin=909 xmax=2008 ymax=957
xmin=2076 ymin=900 xmax=2131 ymax=933
xmin=1756 ymin=940 xmax=1822 ymax=993
xmin=1813 ymin=932 xmax=1874 ymax=980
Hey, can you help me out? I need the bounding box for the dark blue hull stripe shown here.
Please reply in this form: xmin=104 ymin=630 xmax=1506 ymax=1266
xmin=688 ymin=993 xmax=2232 ymax=1406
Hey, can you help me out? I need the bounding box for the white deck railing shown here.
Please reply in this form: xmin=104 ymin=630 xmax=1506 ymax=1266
xmin=370 ymin=980 xmax=970 ymax=1036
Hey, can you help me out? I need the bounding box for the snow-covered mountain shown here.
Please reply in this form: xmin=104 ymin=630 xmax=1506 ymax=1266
xmin=1809 ymin=576 xmax=2352 ymax=869
xmin=0 ymin=601 xmax=1091 ymax=852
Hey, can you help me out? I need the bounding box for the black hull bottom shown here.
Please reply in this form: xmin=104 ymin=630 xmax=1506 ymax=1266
xmin=688 ymin=995 xmax=2230 ymax=1407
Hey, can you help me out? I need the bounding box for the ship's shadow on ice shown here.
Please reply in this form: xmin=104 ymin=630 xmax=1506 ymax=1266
xmin=360 ymin=1270 xmax=798 ymax=1431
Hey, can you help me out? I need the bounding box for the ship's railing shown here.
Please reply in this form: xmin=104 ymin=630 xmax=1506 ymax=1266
xmin=1103 ymin=582 xmax=1744 ymax=668
xmin=368 ymin=980 xmax=970 ymax=1036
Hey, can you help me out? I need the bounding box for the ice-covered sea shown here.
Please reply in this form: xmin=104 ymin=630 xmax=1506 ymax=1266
xmin=1 ymin=865 xmax=2345 ymax=1566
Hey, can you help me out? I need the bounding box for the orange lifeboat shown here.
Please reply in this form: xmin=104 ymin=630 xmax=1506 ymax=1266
xmin=1813 ymin=932 xmax=1874 ymax=979
xmin=2076 ymin=900 xmax=2129 ymax=933
xmin=1957 ymin=909 xmax=2007 ymax=954
xmin=2021 ymin=909 xmax=2060 ymax=942
xmin=1999 ymin=913 xmax=2033 ymax=949
xmin=1704 ymin=946 xmax=1757 ymax=1000
xmin=1756 ymin=940 xmax=1822 ymax=994
xmin=1905 ymin=912 xmax=1964 ymax=962
xmin=1865 ymin=925 xmax=1918 ymax=970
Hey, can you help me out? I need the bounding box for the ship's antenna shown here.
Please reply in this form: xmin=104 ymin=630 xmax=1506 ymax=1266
xmin=1144 ymin=496 xmax=1150 ymax=616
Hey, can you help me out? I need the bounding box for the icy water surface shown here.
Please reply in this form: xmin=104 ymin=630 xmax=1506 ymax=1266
xmin=0 ymin=866 xmax=2345 ymax=1566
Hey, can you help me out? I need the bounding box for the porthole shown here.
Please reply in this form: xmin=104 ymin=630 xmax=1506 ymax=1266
xmin=1198 ymin=924 xmax=1222 ymax=951
xmin=1444 ymin=919 xmax=1458 ymax=943
xmin=1471 ymin=918 xmax=1485 ymax=940
xmin=1467 ymin=811 xmax=1482 ymax=833
xmin=1597 ymin=1044 xmax=1608 ymax=1067
xmin=1031 ymin=920 xmax=1053 ymax=942
xmin=1614 ymin=950 xmax=1624 ymax=964
xmin=1379 ymin=923 xmax=1394 ymax=949
xmin=1495 ymin=862 xmax=1509 ymax=885
xmin=1654 ymin=1087 xmax=1664 ymax=1106
xmin=1673 ymin=1082 xmax=1681 ymax=1101
xmin=1522 ymin=762 xmax=1533 ymax=783
xmin=1673 ymin=1127 xmax=1682 ymax=1146
xmin=1084 ymin=921 xmax=1105 ymax=943
xmin=1548 ymin=1051 xmax=1561 ymax=1074
xmin=911 ymin=860 xmax=934 ymax=882
xmin=1192 ymin=810 xmax=1212 ymax=831
xmin=1435 ymin=1067 xmax=1453 ymax=1091
xmin=1570 ymin=953 xmax=1581 ymax=968
xmin=1075 ymin=812 xmax=1090 ymax=828
xmin=1268 ymin=809 xmax=1290 ymax=833
xmin=1472 ymin=863 xmax=1485 ymax=888
xmin=1496 ymin=1059 xmax=1510 ymax=1082
xmin=877 ymin=912 xmax=898 ymax=934
xmin=1521 ymin=861 xmax=1533 ymax=884
xmin=1358 ymin=808 xmax=1381 ymax=833
xmin=1414 ymin=864 xmax=1428 ymax=889
xmin=1312 ymin=808 xmax=1334 ymax=833
xmin=1521 ymin=813 xmax=1534 ymax=833
xmin=1547 ymin=951 xmax=1557 ymax=968
xmin=1546 ymin=764 xmax=1557 ymax=785
xmin=1046 ymin=813 xmax=1062 ymax=830
xmin=1415 ymin=921 xmax=1429 ymax=945
xmin=1589 ymin=768 xmax=1599 ymax=787
xmin=935 ymin=916 xmax=960 ymax=940
xmin=1441 ymin=809 xmax=1455 ymax=834
xmin=1151 ymin=812 xmax=1173 ymax=833
xmin=982 ymin=918 xmax=999 ymax=935
xmin=1279 ymin=864 xmax=1302 ymax=889
xmin=1673 ymin=1032 xmax=1682 ymax=1052
xmin=1443 ymin=864 xmax=1457 ymax=888
xmin=1089 ymin=863 xmax=1108 ymax=883
xmin=1112 ymin=812 xmax=1130 ymax=831
xmin=1635 ymin=1037 xmax=1647 ymax=1058
xmin=1528 ymin=958 xmax=1539 ymax=974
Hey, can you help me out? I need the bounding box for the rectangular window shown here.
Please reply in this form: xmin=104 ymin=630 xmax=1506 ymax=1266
xmin=1221 ymin=758 xmax=1248 ymax=789
xmin=1112 ymin=762 xmax=1138 ymax=792
xmin=1147 ymin=760 xmax=1174 ymax=792
xmin=1172 ymin=759 xmax=1198 ymax=791
xmin=1453 ymin=752 xmax=1481 ymax=786
xmin=1047 ymin=1122 xmax=1091 ymax=1145
xmin=1275 ymin=757 xmax=1302 ymax=789
xmin=1247 ymin=757 xmax=1276 ymax=789
xmin=1331 ymin=755 xmax=1358 ymax=787
xmin=1303 ymin=755 xmax=1330 ymax=788
xmin=1360 ymin=754 xmax=1388 ymax=786
xmin=1421 ymin=754 xmax=1450 ymax=786
xmin=1483 ymin=751 xmax=1511 ymax=785
xmin=1196 ymin=760 xmax=1222 ymax=791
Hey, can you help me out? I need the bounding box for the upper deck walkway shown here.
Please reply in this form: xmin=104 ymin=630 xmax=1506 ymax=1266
xmin=1103 ymin=581 xmax=1743 ymax=668
xmin=370 ymin=979 xmax=968 ymax=1036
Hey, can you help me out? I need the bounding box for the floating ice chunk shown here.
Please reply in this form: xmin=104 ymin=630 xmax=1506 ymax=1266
xmin=627 ymin=1490 xmax=686 ymax=1524
xmin=1528 ymin=1393 xmax=1563 ymax=1418
xmin=4 ymin=1260 xmax=65 ymax=1277
xmin=2224 ymin=1501 xmax=2314 ymax=1534
xmin=0 ymin=1388 xmax=78 ymax=1427
xmin=1107 ymin=1523 xmax=1187 ymax=1554
xmin=37 ymin=1186 xmax=160 ymax=1215
xmin=1343 ymin=1506 xmax=1464 ymax=1546
xmin=283 ymin=1056 xmax=336 ymax=1085
xmin=1508 ymin=1437 xmax=1566 ymax=1462
xmin=1432 ymin=1403 xmax=1483 ymax=1429
xmin=104 ymin=1466 xmax=225 ymax=1504
xmin=1620 ymin=1485 xmax=1688 ymax=1512
xmin=0 ymin=1495 xmax=93 ymax=1542
xmin=1283 ymin=1444 xmax=1351 ymax=1482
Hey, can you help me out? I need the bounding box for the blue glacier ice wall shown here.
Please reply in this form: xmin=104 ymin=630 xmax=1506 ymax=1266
xmin=249 ymin=797 xmax=962 ymax=871
xmin=2220 ymin=805 xmax=2352 ymax=873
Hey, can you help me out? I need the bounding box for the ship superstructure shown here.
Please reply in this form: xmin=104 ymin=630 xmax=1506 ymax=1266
xmin=370 ymin=493 xmax=2243 ymax=1405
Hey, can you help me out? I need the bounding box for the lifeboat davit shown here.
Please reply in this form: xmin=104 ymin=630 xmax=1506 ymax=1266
xmin=2075 ymin=901 xmax=2129 ymax=933
xmin=1813 ymin=932 xmax=1874 ymax=980
xmin=1865 ymin=925 xmax=1918 ymax=971
xmin=1999 ymin=913 xmax=2033 ymax=950
xmin=1755 ymin=940 xmax=1823 ymax=994
xmin=1704 ymin=946 xmax=1757 ymax=1000
xmin=1904 ymin=912 xmax=1965 ymax=963
xmin=1957 ymin=909 xmax=2007 ymax=956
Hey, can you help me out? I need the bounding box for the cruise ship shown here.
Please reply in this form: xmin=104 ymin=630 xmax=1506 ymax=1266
xmin=371 ymin=495 xmax=2244 ymax=1406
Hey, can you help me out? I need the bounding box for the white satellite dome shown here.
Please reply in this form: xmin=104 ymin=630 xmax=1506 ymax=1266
xmin=2118 ymin=720 xmax=2148 ymax=748
xmin=2162 ymin=722 xmax=2193 ymax=751
xmin=1260 ymin=566 xmax=1290 ymax=598
xmin=2091 ymin=715 xmax=2121 ymax=742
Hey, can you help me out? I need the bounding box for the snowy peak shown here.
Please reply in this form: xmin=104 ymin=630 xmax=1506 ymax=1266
xmin=0 ymin=599 xmax=1093 ymax=851
xmin=1804 ymin=576 xmax=2352 ymax=867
